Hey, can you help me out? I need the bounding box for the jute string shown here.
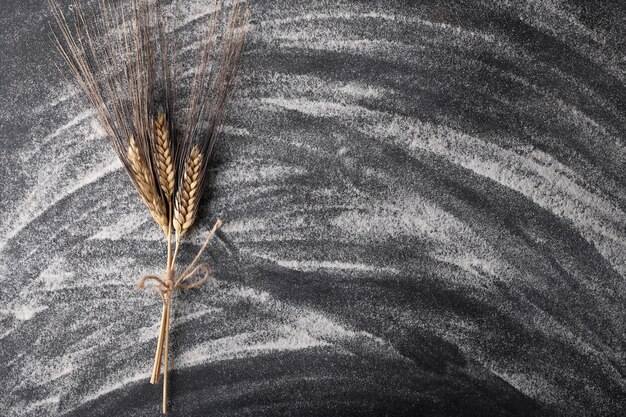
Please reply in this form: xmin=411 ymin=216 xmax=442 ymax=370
xmin=136 ymin=219 xmax=221 ymax=414
xmin=137 ymin=219 xmax=222 ymax=296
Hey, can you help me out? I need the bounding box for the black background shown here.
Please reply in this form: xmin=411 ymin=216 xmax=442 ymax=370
xmin=1 ymin=0 xmax=625 ymax=416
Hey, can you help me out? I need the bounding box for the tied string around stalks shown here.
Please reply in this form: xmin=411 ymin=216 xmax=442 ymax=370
xmin=136 ymin=219 xmax=222 ymax=410
xmin=138 ymin=262 xmax=213 ymax=299
xmin=137 ymin=219 xmax=222 ymax=297
xmin=137 ymin=258 xmax=214 ymax=299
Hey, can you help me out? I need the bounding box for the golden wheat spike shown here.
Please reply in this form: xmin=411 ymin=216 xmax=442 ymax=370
xmin=154 ymin=113 xmax=175 ymax=199
xmin=173 ymin=145 xmax=203 ymax=237
xmin=128 ymin=137 xmax=169 ymax=233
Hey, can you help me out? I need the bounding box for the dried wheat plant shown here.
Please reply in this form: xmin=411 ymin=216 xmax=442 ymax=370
xmin=49 ymin=0 xmax=249 ymax=413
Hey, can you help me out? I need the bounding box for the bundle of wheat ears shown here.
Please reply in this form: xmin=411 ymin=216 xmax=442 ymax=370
xmin=50 ymin=0 xmax=249 ymax=412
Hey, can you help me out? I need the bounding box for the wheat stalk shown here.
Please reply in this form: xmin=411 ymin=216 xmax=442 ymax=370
xmin=173 ymin=145 xmax=203 ymax=237
xmin=128 ymin=137 xmax=169 ymax=234
xmin=50 ymin=0 xmax=249 ymax=412
xmin=154 ymin=113 xmax=175 ymax=199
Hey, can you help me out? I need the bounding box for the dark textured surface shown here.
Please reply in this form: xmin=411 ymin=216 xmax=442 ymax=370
xmin=1 ymin=0 xmax=626 ymax=416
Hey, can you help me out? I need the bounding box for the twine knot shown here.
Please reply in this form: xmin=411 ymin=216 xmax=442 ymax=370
xmin=137 ymin=219 xmax=222 ymax=301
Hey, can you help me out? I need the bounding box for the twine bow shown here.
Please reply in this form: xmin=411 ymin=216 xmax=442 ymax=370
xmin=137 ymin=219 xmax=222 ymax=298
xmin=136 ymin=219 xmax=222 ymax=404
xmin=137 ymin=256 xmax=215 ymax=300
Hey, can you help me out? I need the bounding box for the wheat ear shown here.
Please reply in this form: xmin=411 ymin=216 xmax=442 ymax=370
xmin=128 ymin=137 xmax=169 ymax=234
xmin=154 ymin=113 xmax=175 ymax=199
xmin=173 ymin=145 xmax=203 ymax=237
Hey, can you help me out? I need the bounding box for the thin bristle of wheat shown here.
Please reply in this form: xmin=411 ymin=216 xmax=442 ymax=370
xmin=128 ymin=137 xmax=169 ymax=233
xmin=154 ymin=113 xmax=175 ymax=199
xmin=174 ymin=146 xmax=203 ymax=236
